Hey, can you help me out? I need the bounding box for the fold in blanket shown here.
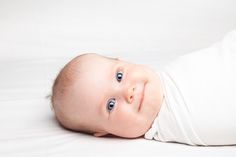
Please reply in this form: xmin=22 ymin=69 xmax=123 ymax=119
xmin=145 ymin=30 xmax=236 ymax=146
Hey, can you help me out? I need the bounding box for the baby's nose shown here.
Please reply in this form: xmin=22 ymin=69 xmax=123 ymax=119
xmin=125 ymin=86 xmax=135 ymax=104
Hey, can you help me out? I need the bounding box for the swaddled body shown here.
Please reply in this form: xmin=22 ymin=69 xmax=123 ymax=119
xmin=145 ymin=30 xmax=236 ymax=146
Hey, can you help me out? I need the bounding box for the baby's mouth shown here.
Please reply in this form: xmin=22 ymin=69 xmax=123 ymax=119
xmin=137 ymin=82 xmax=146 ymax=112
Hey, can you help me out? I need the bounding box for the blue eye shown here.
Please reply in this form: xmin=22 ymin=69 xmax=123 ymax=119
xmin=116 ymin=71 xmax=123 ymax=82
xmin=107 ymin=98 xmax=116 ymax=112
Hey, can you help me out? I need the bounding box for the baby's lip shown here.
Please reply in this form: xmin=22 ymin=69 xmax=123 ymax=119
xmin=137 ymin=82 xmax=146 ymax=112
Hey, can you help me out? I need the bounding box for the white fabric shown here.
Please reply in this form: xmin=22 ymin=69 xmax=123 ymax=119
xmin=145 ymin=30 xmax=236 ymax=146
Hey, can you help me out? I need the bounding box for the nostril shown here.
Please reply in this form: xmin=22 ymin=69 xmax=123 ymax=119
xmin=130 ymin=95 xmax=133 ymax=101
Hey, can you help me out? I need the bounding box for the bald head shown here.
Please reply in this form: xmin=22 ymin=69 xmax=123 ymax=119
xmin=52 ymin=53 xmax=97 ymax=132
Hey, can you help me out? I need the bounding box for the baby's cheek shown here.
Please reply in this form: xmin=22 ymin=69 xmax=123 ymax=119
xmin=115 ymin=106 xmax=135 ymax=122
xmin=142 ymin=82 xmax=157 ymax=111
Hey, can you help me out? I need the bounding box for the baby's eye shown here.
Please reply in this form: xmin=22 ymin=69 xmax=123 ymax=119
xmin=116 ymin=71 xmax=123 ymax=82
xmin=107 ymin=98 xmax=116 ymax=112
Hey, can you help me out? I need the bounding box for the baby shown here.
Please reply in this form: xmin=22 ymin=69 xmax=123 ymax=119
xmin=51 ymin=30 xmax=236 ymax=146
xmin=51 ymin=53 xmax=164 ymax=138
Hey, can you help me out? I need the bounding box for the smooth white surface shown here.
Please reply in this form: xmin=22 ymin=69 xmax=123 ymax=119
xmin=0 ymin=0 xmax=236 ymax=156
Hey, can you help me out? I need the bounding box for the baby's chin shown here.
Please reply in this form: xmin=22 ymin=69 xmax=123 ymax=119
xmin=112 ymin=128 xmax=148 ymax=139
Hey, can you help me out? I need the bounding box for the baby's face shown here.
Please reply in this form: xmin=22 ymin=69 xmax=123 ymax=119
xmin=67 ymin=54 xmax=163 ymax=138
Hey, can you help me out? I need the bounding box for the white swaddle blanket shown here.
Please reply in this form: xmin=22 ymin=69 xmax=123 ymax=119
xmin=145 ymin=30 xmax=236 ymax=146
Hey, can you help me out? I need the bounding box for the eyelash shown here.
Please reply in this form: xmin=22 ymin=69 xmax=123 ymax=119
xmin=106 ymin=70 xmax=124 ymax=113
xmin=116 ymin=70 xmax=123 ymax=83
xmin=107 ymin=98 xmax=116 ymax=112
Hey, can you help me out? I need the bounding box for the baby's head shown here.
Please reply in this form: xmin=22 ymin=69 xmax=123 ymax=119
xmin=51 ymin=53 xmax=163 ymax=138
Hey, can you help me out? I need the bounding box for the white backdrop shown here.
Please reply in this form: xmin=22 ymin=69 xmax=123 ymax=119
xmin=1 ymin=0 xmax=236 ymax=61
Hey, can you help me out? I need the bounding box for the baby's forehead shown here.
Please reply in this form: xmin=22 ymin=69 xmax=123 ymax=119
xmin=72 ymin=54 xmax=116 ymax=96
xmin=72 ymin=55 xmax=112 ymax=82
xmin=67 ymin=54 xmax=122 ymax=89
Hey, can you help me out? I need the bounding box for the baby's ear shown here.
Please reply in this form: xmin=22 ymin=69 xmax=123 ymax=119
xmin=93 ymin=132 xmax=108 ymax=137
